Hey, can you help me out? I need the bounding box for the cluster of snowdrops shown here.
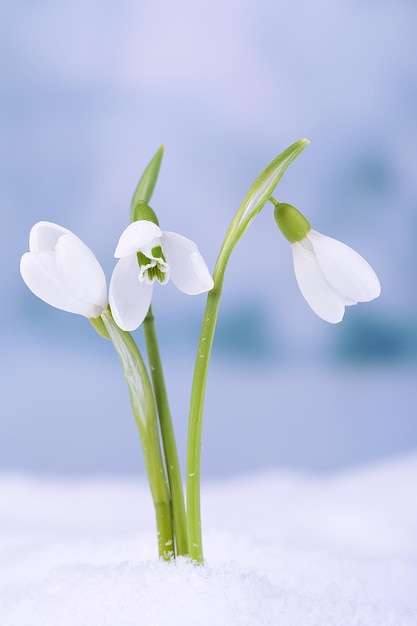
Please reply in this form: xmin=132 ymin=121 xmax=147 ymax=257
xmin=20 ymin=140 xmax=380 ymax=563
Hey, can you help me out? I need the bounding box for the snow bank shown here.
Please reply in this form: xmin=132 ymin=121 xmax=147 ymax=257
xmin=1 ymin=455 xmax=416 ymax=625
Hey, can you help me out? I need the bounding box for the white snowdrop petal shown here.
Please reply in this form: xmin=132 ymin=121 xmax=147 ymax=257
xmin=20 ymin=251 xmax=95 ymax=317
xmin=292 ymin=242 xmax=346 ymax=323
xmin=29 ymin=221 xmax=71 ymax=252
xmin=55 ymin=233 xmax=108 ymax=311
xmin=161 ymin=231 xmax=214 ymax=295
xmin=307 ymin=230 xmax=381 ymax=303
xmin=109 ymin=256 xmax=153 ymax=331
xmin=114 ymin=221 xmax=162 ymax=258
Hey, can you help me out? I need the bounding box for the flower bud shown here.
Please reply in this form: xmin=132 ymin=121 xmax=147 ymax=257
xmin=20 ymin=221 xmax=108 ymax=319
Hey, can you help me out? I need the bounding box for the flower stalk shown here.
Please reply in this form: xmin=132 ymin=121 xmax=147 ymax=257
xmin=186 ymin=139 xmax=309 ymax=562
xmin=142 ymin=305 xmax=188 ymax=556
xmin=101 ymin=309 xmax=174 ymax=560
xmin=186 ymin=263 xmax=227 ymax=563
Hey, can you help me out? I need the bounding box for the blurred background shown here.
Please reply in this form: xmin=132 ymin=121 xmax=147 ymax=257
xmin=1 ymin=0 xmax=416 ymax=478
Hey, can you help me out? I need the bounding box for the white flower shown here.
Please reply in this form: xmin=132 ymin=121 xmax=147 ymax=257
xmin=109 ymin=220 xmax=214 ymax=331
xmin=291 ymin=229 xmax=381 ymax=323
xmin=20 ymin=221 xmax=108 ymax=319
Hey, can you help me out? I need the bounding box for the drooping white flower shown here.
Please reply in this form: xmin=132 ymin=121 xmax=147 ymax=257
xmin=109 ymin=220 xmax=214 ymax=331
xmin=273 ymin=202 xmax=381 ymax=323
xmin=20 ymin=221 xmax=108 ymax=319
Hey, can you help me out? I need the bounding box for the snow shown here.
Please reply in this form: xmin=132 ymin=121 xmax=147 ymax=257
xmin=1 ymin=455 xmax=416 ymax=625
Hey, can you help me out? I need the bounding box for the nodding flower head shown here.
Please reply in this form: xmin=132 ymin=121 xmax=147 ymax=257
xmin=109 ymin=220 xmax=214 ymax=331
xmin=273 ymin=202 xmax=381 ymax=323
xmin=20 ymin=221 xmax=108 ymax=319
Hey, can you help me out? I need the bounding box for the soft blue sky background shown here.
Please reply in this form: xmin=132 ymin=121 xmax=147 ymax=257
xmin=1 ymin=0 xmax=416 ymax=477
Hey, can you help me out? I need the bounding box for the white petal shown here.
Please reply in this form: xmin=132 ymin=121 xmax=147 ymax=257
xmin=55 ymin=233 xmax=108 ymax=312
xmin=20 ymin=251 xmax=97 ymax=317
xmin=22 ymin=223 xmax=108 ymax=318
xmin=114 ymin=221 xmax=162 ymax=258
xmin=161 ymin=231 xmax=214 ymax=295
xmin=292 ymin=242 xmax=347 ymax=323
xmin=29 ymin=221 xmax=72 ymax=252
xmin=307 ymin=230 xmax=381 ymax=303
xmin=109 ymin=255 xmax=153 ymax=331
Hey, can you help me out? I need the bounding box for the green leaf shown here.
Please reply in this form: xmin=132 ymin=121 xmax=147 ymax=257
xmin=130 ymin=145 xmax=164 ymax=222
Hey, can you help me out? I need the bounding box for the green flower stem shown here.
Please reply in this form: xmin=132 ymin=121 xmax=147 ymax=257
xmin=101 ymin=310 xmax=174 ymax=560
xmin=186 ymin=139 xmax=309 ymax=563
xmin=143 ymin=306 xmax=189 ymax=556
xmin=186 ymin=248 xmax=230 ymax=563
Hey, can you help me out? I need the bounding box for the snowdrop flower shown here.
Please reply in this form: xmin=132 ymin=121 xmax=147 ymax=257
xmin=273 ymin=202 xmax=381 ymax=323
xmin=20 ymin=221 xmax=108 ymax=319
xmin=109 ymin=218 xmax=214 ymax=331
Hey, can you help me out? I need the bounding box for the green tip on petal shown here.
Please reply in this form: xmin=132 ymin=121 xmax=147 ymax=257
xmin=131 ymin=202 xmax=160 ymax=226
xmin=273 ymin=202 xmax=311 ymax=243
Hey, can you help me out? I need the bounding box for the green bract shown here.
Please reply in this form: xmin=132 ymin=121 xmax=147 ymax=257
xmin=132 ymin=201 xmax=160 ymax=225
xmin=228 ymin=139 xmax=309 ymax=244
xmin=130 ymin=145 xmax=164 ymax=221
xmin=273 ymin=202 xmax=311 ymax=243
xmin=89 ymin=313 xmax=111 ymax=339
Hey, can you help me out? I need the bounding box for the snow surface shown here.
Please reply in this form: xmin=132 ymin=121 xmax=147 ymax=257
xmin=1 ymin=454 xmax=416 ymax=625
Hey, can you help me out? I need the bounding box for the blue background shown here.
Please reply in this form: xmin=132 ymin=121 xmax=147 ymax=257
xmin=1 ymin=0 xmax=416 ymax=477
